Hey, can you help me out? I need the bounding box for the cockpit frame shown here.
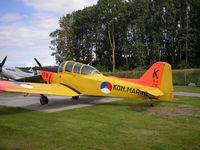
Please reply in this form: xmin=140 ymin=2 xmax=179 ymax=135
xmin=57 ymin=61 xmax=102 ymax=75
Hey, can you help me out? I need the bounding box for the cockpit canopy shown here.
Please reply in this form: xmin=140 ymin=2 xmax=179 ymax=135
xmin=57 ymin=61 xmax=102 ymax=75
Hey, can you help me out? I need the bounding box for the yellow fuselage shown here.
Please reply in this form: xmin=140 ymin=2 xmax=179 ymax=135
xmin=52 ymin=72 xmax=147 ymax=99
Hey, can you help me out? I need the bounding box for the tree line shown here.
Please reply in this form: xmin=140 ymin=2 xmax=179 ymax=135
xmin=50 ymin=0 xmax=200 ymax=71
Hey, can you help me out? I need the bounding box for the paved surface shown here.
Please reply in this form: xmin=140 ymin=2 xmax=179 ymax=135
xmin=0 ymin=92 xmax=199 ymax=112
xmin=174 ymin=92 xmax=200 ymax=97
xmin=0 ymin=92 xmax=122 ymax=112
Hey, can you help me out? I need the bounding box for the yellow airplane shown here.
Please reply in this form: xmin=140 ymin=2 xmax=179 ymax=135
xmin=0 ymin=61 xmax=173 ymax=105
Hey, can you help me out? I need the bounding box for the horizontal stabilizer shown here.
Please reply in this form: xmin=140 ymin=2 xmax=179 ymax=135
xmin=140 ymin=86 xmax=164 ymax=97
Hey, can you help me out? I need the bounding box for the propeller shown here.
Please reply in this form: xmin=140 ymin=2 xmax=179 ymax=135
xmin=34 ymin=58 xmax=42 ymax=69
xmin=34 ymin=58 xmax=58 ymax=72
xmin=0 ymin=56 xmax=7 ymax=72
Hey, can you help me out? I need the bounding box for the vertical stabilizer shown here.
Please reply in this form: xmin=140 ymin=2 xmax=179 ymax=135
xmin=140 ymin=62 xmax=174 ymax=101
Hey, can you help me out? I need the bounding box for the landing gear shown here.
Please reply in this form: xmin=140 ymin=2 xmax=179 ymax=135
xmin=149 ymin=99 xmax=153 ymax=107
xmin=40 ymin=94 xmax=48 ymax=105
xmin=24 ymin=93 xmax=29 ymax=97
xmin=72 ymin=96 xmax=79 ymax=100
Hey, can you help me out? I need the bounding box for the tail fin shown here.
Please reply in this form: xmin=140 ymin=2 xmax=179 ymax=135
xmin=140 ymin=62 xmax=174 ymax=101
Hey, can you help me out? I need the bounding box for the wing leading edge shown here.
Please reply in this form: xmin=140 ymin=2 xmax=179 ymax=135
xmin=0 ymin=80 xmax=80 ymax=96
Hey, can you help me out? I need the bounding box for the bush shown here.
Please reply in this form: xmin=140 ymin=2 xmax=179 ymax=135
xmin=173 ymin=69 xmax=200 ymax=85
xmin=103 ymin=71 xmax=144 ymax=79
xmin=178 ymin=61 xmax=190 ymax=69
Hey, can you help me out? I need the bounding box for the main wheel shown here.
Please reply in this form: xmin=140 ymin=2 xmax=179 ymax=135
xmin=40 ymin=94 xmax=48 ymax=105
xmin=72 ymin=96 xmax=79 ymax=100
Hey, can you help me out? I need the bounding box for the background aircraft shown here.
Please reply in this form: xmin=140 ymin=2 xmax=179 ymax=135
xmin=0 ymin=56 xmax=57 ymax=82
xmin=0 ymin=61 xmax=174 ymax=105
xmin=0 ymin=56 xmax=41 ymax=82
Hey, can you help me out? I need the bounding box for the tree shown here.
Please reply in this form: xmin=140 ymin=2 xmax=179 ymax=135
xmin=50 ymin=0 xmax=200 ymax=70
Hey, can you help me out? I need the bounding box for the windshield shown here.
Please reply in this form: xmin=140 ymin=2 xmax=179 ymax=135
xmin=57 ymin=62 xmax=65 ymax=72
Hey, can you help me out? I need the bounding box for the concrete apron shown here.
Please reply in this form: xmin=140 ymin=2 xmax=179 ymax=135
xmin=0 ymin=92 xmax=122 ymax=112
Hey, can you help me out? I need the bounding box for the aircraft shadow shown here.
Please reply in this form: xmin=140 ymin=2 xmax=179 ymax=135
xmin=9 ymin=95 xmax=122 ymax=112
xmin=102 ymin=99 xmax=161 ymax=112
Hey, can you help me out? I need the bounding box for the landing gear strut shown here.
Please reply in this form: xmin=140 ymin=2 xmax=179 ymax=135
xmin=40 ymin=94 xmax=48 ymax=105
xmin=149 ymin=99 xmax=153 ymax=107
xmin=72 ymin=96 xmax=79 ymax=100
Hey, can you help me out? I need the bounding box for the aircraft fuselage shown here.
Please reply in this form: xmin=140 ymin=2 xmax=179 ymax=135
xmin=52 ymin=72 xmax=148 ymax=99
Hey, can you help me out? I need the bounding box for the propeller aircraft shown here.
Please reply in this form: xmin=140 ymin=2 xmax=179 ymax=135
xmin=0 ymin=56 xmax=57 ymax=82
xmin=0 ymin=56 xmax=41 ymax=82
xmin=0 ymin=61 xmax=174 ymax=105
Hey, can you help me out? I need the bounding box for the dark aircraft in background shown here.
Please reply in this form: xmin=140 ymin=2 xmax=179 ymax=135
xmin=0 ymin=56 xmax=40 ymax=82
xmin=0 ymin=56 xmax=57 ymax=82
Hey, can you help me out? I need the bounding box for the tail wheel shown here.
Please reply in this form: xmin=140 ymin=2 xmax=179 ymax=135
xmin=40 ymin=94 xmax=48 ymax=105
xmin=72 ymin=96 xmax=79 ymax=100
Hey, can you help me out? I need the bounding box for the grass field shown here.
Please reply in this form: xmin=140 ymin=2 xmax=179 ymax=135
xmin=0 ymin=88 xmax=200 ymax=150
xmin=174 ymin=85 xmax=200 ymax=93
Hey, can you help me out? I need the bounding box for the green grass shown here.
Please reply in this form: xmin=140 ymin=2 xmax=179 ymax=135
xmin=174 ymin=85 xmax=200 ymax=93
xmin=0 ymin=95 xmax=200 ymax=150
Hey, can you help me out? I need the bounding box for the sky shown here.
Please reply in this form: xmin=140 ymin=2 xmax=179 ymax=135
xmin=0 ymin=0 xmax=97 ymax=67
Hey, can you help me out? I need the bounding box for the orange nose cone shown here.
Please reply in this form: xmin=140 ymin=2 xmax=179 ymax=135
xmin=39 ymin=71 xmax=54 ymax=83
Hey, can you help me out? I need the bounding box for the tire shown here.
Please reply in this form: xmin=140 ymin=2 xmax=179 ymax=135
xmin=72 ymin=96 xmax=79 ymax=100
xmin=40 ymin=94 xmax=48 ymax=105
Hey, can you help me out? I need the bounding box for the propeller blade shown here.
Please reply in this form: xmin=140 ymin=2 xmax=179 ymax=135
xmin=34 ymin=58 xmax=42 ymax=68
xmin=0 ymin=56 xmax=7 ymax=67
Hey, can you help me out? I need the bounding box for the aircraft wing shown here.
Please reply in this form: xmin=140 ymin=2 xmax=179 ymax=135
xmin=0 ymin=80 xmax=80 ymax=96
xmin=140 ymin=86 xmax=164 ymax=97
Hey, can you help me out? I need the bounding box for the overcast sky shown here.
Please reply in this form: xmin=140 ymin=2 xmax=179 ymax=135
xmin=0 ymin=0 xmax=97 ymax=67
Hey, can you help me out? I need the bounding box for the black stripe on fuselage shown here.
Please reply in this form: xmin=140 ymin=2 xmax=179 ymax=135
xmin=60 ymin=83 xmax=82 ymax=95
